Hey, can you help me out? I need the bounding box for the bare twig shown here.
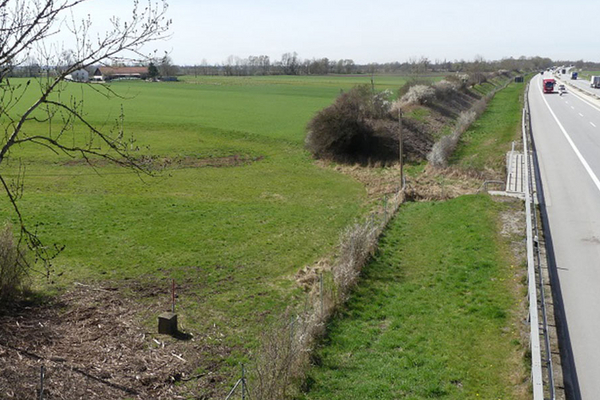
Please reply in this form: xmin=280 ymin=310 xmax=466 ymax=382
xmin=0 ymin=0 xmax=171 ymax=276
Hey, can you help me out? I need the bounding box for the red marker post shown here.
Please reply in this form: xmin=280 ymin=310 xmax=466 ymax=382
xmin=172 ymin=279 xmax=176 ymax=313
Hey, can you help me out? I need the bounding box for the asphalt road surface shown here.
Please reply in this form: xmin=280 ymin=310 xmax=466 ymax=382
xmin=530 ymin=73 xmax=600 ymax=399
xmin=562 ymin=75 xmax=600 ymax=96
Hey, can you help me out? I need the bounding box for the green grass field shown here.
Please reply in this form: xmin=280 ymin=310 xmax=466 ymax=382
xmin=1 ymin=74 xmax=417 ymax=390
xmin=303 ymin=195 xmax=527 ymax=399
xmin=578 ymin=70 xmax=600 ymax=80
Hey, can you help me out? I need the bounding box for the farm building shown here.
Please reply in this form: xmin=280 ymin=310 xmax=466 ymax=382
xmin=66 ymin=69 xmax=89 ymax=82
xmin=93 ymin=66 xmax=149 ymax=81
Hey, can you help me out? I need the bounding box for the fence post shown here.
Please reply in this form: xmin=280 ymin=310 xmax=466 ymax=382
xmin=172 ymin=279 xmax=176 ymax=313
xmin=290 ymin=315 xmax=295 ymax=347
xmin=320 ymin=273 xmax=324 ymax=317
xmin=39 ymin=365 xmax=45 ymax=400
xmin=384 ymin=194 xmax=388 ymax=222
xmin=241 ymin=364 xmax=246 ymax=400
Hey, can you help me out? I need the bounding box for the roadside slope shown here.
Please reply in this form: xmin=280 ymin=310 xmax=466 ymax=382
xmin=303 ymin=79 xmax=530 ymax=399
xmin=303 ymin=195 xmax=528 ymax=400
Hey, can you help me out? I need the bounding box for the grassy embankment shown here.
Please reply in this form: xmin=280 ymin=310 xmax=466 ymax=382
xmin=0 ymin=75 xmax=424 ymax=390
xmin=303 ymin=80 xmax=530 ymax=399
xmin=452 ymin=80 xmax=525 ymax=172
xmin=577 ymin=70 xmax=600 ymax=80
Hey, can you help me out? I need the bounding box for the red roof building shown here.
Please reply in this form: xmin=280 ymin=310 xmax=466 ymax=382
xmin=93 ymin=66 xmax=148 ymax=81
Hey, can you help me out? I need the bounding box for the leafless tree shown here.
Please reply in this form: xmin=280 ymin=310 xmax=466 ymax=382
xmin=281 ymin=52 xmax=299 ymax=75
xmin=159 ymin=52 xmax=178 ymax=76
xmin=469 ymin=54 xmax=487 ymax=84
xmin=0 ymin=0 xmax=171 ymax=275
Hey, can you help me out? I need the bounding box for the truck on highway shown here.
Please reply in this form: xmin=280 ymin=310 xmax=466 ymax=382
xmin=543 ymin=78 xmax=556 ymax=93
xmin=571 ymin=72 xmax=578 ymax=80
xmin=591 ymin=76 xmax=600 ymax=88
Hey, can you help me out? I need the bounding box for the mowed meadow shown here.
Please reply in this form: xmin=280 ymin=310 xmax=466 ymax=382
xmin=0 ymin=75 xmax=414 ymax=381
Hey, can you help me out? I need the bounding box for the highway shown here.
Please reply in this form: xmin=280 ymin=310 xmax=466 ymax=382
xmin=562 ymin=74 xmax=600 ymax=96
xmin=529 ymin=73 xmax=600 ymax=399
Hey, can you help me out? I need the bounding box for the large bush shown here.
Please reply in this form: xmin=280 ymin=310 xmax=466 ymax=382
xmin=305 ymin=86 xmax=399 ymax=165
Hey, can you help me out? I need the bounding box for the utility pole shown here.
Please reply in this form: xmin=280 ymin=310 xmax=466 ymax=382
xmin=370 ymin=72 xmax=375 ymax=94
xmin=398 ymin=111 xmax=404 ymax=190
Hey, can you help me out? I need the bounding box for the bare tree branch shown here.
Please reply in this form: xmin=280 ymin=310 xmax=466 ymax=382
xmin=0 ymin=0 xmax=171 ymax=275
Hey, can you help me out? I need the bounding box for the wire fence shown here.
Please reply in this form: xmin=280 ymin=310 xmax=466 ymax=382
xmin=225 ymin=365 xmax=248 ymax=400
xmin=223 ymin=187 xmax=405 ymax=399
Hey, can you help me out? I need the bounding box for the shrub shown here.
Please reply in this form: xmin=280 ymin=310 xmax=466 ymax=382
xmin=306 ymin=86 xmax=397 ymax=165
xmin=433 ymin=80 xmax=459 ymax=101
xmin=371 ymin=89 xmax=393 ymax=119
xmin=428 ymin=133 xmax=456 ymax=168
xmin=334 ymin=219 xmax=379 ymax=301
xmin=400 ymin=84 xmax=435 ymax=105
xmin=397 ymin=78 xmax=432 ymax=98
xmin=305 ymin=92 xmax=372 ymax=163
xmin=427 ymin=110 xmax=477 ymax=168
xmin=0 ymin=223 xmax=27 ymax=304
xmin=456 ymin=110 xmax=477 ymax=131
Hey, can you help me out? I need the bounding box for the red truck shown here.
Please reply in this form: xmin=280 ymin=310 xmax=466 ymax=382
xmin=543 ymin=78 xmax=556 ymax=93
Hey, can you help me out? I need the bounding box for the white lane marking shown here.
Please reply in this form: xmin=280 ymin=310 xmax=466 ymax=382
xmin=571 ymin=106 xmax=575 ymax=109
xmin=539 ymin=83 xmax=600 ymax=195
xmin=591 ymin=122 xmax=597 ymax=128
xmin=580 ymin=113 xmax=584 ymax=117
xmin=564 ymin=83 xmax=600 ymax=114
xmin=566 ymin=101 xmax=569 ymax=104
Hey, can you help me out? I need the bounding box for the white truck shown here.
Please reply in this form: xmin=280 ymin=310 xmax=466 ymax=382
xmin=591 ymin=76 xmax=600 ymax=88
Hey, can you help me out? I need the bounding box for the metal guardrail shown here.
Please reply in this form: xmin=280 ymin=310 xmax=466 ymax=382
xmin=524 ymin=103 xmax=544 ymax=400
xmin=523 ymin=82 xmax=555 ymax=400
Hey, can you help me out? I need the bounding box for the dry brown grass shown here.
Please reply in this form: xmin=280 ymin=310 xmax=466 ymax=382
xmin=0 ymin=223 xmax=28 ymax=304
xmin=404 ymin=165 xmax=488 ymax=201
xmin=319 ymin=161 xmax=403 ymax=200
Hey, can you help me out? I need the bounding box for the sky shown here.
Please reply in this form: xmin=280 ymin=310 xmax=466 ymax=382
xmin=57 ymin=0 xmax=600 ymax=65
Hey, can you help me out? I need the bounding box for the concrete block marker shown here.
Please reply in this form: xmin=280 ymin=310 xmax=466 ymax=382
xmin=158 ymin=312 xmax=178 ymax=335
xmin=158 ymin=279 xmax=178 ymax=335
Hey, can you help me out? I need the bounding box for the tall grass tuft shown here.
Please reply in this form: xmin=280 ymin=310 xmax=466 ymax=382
xmin=0 ymin=223 xmax=27 ymax=304
xmin=428 ymin=110 xmax=477 ymax=168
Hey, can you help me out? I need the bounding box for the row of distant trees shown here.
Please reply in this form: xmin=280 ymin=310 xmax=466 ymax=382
xmin=179 ymin=54 xmax=600 ymax=77
xmin=177 ymin=52 xmax=357 ymax=77
xmin=8 ymin=53 xmax=600 ymax=79
xmin=7 ymin=53 xmax=180 ymax=79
